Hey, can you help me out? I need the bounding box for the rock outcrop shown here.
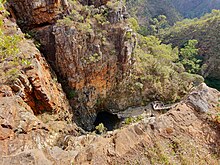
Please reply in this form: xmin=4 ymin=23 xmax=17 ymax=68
xmin=7 ymin=0 xmax=69 ymax=29
xmin=1 ymin=82 xmax=220 ymax=165
xmin=0 ymin=9 xmax=79 ymax=162
xmin=7 ymin=0 xmax=136 ymax=130
xmin=185 ymin=83 xmax=219 ymax=113
xmin=0 ymin=96 xmax=78 ymax=165
xmin=0 ymin=3 xmax=74 ymax=130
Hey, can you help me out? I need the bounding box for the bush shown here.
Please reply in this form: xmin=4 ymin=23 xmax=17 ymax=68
xmin=95 ymin=123 xmax=107 ymax=134
xmin=130 ymin=34 xmax=203 ymax=102
xmin=0 ymin=24 xmax=25 ymax=84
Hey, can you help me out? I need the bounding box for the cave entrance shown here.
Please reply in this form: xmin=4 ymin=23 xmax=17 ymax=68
xmin=94 ymin=111 xmax=121 ymax=131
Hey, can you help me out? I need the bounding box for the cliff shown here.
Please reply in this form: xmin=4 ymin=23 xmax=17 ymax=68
xmin=6 ymin=0 xmax=137 ymax=130
xmin=1 ymin=0 xmax=220 ymax=164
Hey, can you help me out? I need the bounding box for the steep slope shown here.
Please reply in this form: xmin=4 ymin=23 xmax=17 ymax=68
xmin=170 ymin=0 xmax=220 ymax=18
xmin=0 ymin=2 xmax=72 ymax=119
xmin=0 ymin=2 xmax=79 ymax=163
xmin=160 ymin=10 xmax=220 ymax=90
xmin=126 ymin=0 xmax=182 ymax=26
xmin=126 ymin=0 xmax=220 ymax=36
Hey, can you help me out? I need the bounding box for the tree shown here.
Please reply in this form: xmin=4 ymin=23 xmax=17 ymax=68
xmin=180 ymin=39 xmax=202 ymax=74
xmin=148 ymin=15 xmax=170 ymax=35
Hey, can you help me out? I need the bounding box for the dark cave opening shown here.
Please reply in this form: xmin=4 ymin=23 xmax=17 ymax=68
xmin=94 ymin=111 xmax=122 ymax=131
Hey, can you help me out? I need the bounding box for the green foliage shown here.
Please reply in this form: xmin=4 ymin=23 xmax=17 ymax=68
xmin=130 ymin=34 xmax=203 ymax=102
xmin=57 ymin=17 xmax=73 ymax=26
xmin=82 ymin=53 xmax=102 ymax=64
xmin=0 ymin=1 xmax=9 ymax=18
xmin=147 ymin=143 xmax=170 ymax=165
xmin=124 ymin=115 xmax=143 ymax=125
xmin=95 ymin=123 xmax=107 ymax=134
xmin=0 ymin=23 xmax=28 ymax=83
xmin=125 ymin=31 xmax=132 ymax=40
xmin=126 ymin=0 xmax=182 ymax=33
xmin=124 ymin=117 xmax=135 ymax=125
xmin=0 ymin=30 xmax=21 ymax=61
xmin=145 ymin=15 xmax=170 ymax=35
xmin=77 ymin=21 xmax=93 ymax=34
xmin=106 ymin=1 xmax=120 ymax=10
xmin=0 ymin=1 xmax=27 ymax=83
xmin=21 ymin=59 xmax=32 ymax=66
xmin=34 ymin=40 xmax=41 ymax=49
xmin=160 ymin=10 xmax=220 ymax=84
xmin=127 ymin=17 xmax=140 ymax=32
xmin=179 ymin=40 xmax=202 ymax=74
xmin=180 ymin=40 xmax=198 ymax=59
xmin=89 ymin=53 xmax=101 ymax=63
xmin=94 ymin=14 xmax=107 ymax=24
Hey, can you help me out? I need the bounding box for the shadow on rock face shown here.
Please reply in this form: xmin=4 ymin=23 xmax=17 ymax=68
xmin=94 ymin=111 xmax=121 ymax=131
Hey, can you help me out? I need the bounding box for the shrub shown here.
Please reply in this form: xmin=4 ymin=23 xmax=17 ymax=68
xmin=0 ymin=23 xmax=25 ymax=84
xmin=124 ymin=115 xmax=143 ymax=125
xmin=57 ymin=17 xmax=73 ymax=26
xmin=94 ymin=14 xmax=106 ymax=24
xmin=95 ymin=123 xmax=107 ymax=134
xmin=127 ymin=17 xmax=140 ymax=32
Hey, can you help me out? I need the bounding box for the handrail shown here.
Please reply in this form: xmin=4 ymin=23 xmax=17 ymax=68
xmin=151 ymin=101 xmax=177 ymax=110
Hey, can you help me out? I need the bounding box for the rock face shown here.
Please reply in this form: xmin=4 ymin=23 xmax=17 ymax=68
xmin=52 ymin=23 xmax=135 ymax=130
xmin=1 ymin=83 xmax=220 ymax=164
xmin=0 ymin=96 xmax=78 ymax=165
xmin=0 ymin=97 xmax=50 ymax=154
xmin=0 ymin=10 xmax=72 ymax=119
xmin=185 ymin=83 xmax=219 ymax=113
xmin=0 ymin=12 xmax=79 ymax=162
xmin=7 ymin=0 xmax=69 ymax=29
xmin=8 ymin=0 xmax=136 ymax=130
xmin=11 ymin=44 xmax=72 ymax=116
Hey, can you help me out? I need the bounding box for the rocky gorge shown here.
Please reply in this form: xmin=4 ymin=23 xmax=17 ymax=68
xmin=0 ymin=0 xmax=220 ymax=164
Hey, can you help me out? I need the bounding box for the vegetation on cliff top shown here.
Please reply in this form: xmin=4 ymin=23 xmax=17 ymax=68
xmin=0 ymin=2 xmax=31 ymax=84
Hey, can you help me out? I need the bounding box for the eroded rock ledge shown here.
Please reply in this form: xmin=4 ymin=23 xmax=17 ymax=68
xmin=1 ymin=83 xmax=220 ymax=164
